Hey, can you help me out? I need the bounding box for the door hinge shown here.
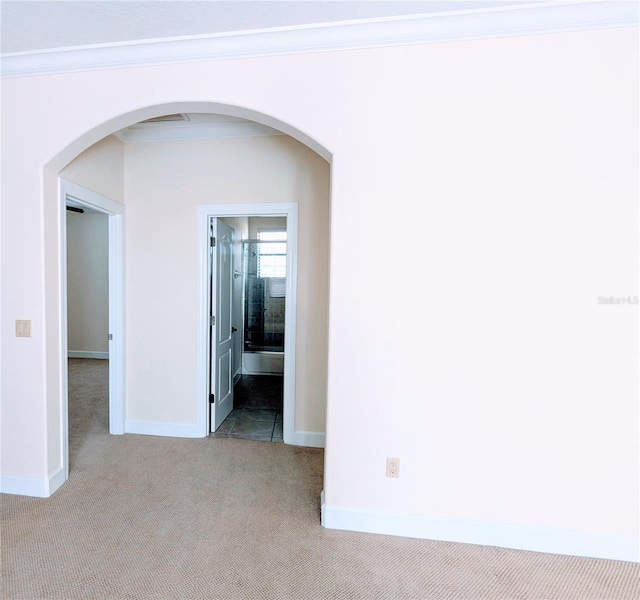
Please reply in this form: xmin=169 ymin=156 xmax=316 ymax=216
xmin=210 ymin=236 xmax=216 ymax=247
xmin=210 ymin=315 xmax=216 ymax=326
xmin=210 ymin=393 xmax=215 ymax=404
xmin=108 ymin=333 xmax=113 ymax=341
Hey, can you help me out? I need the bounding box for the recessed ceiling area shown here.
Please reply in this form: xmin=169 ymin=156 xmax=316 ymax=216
xmin=1 ymin=1 xmax=547 ymax=54
xmin=114 ymin=113 xmax=283 ymax=143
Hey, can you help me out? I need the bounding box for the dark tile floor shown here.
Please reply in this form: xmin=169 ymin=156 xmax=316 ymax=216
xmin=212 ymin=375 xmax=283 ymax=442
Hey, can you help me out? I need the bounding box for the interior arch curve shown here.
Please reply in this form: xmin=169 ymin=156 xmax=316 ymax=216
xmin=47 ymin=101 xmax=332 ymax=173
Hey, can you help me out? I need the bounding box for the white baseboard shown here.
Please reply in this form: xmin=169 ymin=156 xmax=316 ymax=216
xmin=68 ymin=351 xmax=109 ymax=359
xmin=1 ymin=467 xmax=66 ymax=498
xmin=125 ymin=420 xmax=323 ymax=445
xmin=48 ymin=467 xmax=67 ymax=495
xmin=0 ymin=474 xmax=49 ymax=497
xmin=125 ymin=419 xmax=203 ymax=438
xmin=289 ymin=430 xmax=325 ymax=448
xmin=320 ymin=500 xmax=639 ymax=563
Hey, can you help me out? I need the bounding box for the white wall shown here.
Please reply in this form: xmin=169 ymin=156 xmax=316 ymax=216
xmin=60 ymin=133 xmax=123 ymax=355
xmin=66 ymin=211 xmax=109 ymax=355
xmin=124 ymin=136 xmax=330 ymax=431
xmin=1 ymin=27 xmax=637 ymax=560
xmin=59 ymin=135 xmax=124 ymax=204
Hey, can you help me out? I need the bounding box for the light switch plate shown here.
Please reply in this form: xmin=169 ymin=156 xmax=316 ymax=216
xmin=15 ymin=320 xmax=31 ymax=337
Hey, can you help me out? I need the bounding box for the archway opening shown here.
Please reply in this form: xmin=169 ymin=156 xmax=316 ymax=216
xmin=44 ymin=103 xmax=332 ymax=493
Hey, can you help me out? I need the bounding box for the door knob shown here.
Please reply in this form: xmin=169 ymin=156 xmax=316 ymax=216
xmin=231 ymin=327 xmax=238 ymax=333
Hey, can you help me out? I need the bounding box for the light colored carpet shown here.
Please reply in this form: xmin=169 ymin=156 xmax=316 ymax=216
xmin=2 ymin=359 xmax=638 ymax=599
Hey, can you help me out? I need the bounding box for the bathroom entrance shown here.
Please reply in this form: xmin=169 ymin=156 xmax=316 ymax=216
xmin=203 ymin=203 xmax=299 ymax=444
xmin=243 ymin=224 xmax=287 ymax=363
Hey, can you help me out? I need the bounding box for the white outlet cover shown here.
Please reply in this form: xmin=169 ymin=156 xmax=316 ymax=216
xmin=386 ymin=457 xmax=400 ymax=478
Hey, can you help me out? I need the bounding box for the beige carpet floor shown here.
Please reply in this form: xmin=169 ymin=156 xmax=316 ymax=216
xmin=2 ymin=359 xmax=639 ymax=599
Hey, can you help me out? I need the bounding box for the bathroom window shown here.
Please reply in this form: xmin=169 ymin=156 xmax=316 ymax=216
xmin=257 ymin=230 xmax=287 ymax=278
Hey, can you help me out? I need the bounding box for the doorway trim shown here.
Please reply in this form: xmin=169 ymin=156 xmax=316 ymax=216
xmin=59 ymin=178 xmax=125 ymax=479
xmin=197 ymin=203 xmax=298 ymax=443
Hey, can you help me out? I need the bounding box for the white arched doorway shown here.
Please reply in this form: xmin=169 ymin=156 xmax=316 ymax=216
xmin=47 ymin=102 xmax=332 ymax=491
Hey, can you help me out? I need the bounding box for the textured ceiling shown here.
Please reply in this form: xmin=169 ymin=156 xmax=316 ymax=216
xmin=1 ymin=0 xmax=536 ymax=54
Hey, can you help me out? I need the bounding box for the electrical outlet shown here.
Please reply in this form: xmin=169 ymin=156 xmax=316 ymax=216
xmin=386 ymin=457 xmax=400 ymax=478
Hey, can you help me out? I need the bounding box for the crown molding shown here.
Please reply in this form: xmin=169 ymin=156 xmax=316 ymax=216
xmin=1 ymin=2 xmax=637 ymax=79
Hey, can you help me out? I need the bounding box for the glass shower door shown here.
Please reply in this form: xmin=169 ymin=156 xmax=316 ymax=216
xmin=243 ymin=239 xmax=286 ymax=353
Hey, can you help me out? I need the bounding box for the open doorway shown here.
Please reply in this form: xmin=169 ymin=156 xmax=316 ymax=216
xmin=60 ymin=179 xmax=125 ymax=478
xmin=197 ymin=203 xmax=299 ymax=445
xmin=211 ymin=216 xmax=287 ymax=442
xmin=66 ymin=198 xmax=109 ymax=465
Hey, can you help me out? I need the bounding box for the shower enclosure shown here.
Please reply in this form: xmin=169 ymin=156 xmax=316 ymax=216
xmin=243 ymin=236 xmax=286 ymax=354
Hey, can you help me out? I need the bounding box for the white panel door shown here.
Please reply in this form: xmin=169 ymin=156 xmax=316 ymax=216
xmin=210 ymin=218 xmax=235 ymax=432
